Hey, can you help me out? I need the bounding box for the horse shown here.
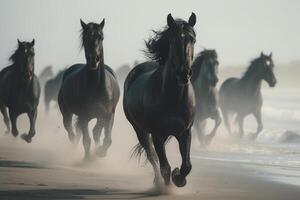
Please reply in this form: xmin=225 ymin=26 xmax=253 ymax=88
xmin=0 ymin=39 xmax=40 ymax=143
xmin=123 ymin=13 xmax=196 ymax=188
xmin=58 ymin=19 xmax=120 ymax=160
xmin=191 ymin=49 xmax=221 ymax=146
xmin=115 ymin=64 xmax=131 ymax=86
xmin=38 ymin=65 xmax=53 ymax=89
xmin=219 ymin=52 xmax=277 ymax=140
xmin=44 ymin=69 xmax=64 ymax=113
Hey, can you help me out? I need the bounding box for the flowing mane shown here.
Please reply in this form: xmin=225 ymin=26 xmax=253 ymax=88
xmin=145 ymin=19 xmax=196 ymax=65
xmin=242 ymin=57 xmax=262 ymax=79
xmin=8 ymin=47 xmax=20 ymax=64
xmin=191 ymin=49 xmax=217 ymax=82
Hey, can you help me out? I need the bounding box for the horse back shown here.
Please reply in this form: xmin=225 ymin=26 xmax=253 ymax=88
xmin=124 ymin=61 xmax=158 ymax=93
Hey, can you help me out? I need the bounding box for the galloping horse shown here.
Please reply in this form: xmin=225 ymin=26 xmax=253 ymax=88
xmin=0 ymin=39 xmax=40 ymax=143
xmin=191 ymin=49 xmax=221 ymax=146
xmin=58 ymin=19 xmax=120 ymax=159
xmin=219 ymin=52 xmax=277 ymax=140
xmin=123 ymin=13 xmax=196 ymax=187
xmin=44 ymin=69 xmax=64 ymax=113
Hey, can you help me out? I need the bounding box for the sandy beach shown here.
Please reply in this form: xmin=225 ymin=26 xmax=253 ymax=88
xmin=0 ymin=97 xmax=300 ymax=200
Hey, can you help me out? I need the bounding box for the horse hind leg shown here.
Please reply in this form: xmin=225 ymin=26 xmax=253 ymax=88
xmin=0 ymin=106 xmax=10 ymax=134
xmin=204 ymin=110 xmax=221 ymax=146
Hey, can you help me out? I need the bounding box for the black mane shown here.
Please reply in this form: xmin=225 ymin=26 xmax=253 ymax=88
xmin=242 ymin=56 xmax=263 ymax=79
xmin=191 ymin=49 xmax=217 ymax=82
xmin=9 ymin=47 xmax=20 ymax=64
xmin=145 ymin=19 xmax=196 ymax=65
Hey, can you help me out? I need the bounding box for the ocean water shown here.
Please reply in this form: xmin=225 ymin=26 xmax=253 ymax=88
xmin=193 ymin=90 xmax=300 ymax=186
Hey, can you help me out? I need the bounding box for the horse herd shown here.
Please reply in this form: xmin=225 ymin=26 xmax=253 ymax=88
xmin=0 ymin=13 xmax=277 ymax=188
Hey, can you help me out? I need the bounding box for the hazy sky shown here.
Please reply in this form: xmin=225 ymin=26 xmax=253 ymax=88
xmin=0 ymin=0 xmax=299 ymax=74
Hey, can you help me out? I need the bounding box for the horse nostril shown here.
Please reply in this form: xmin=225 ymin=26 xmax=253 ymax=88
xmin=95 ymin=55 xmax=100 ymax=62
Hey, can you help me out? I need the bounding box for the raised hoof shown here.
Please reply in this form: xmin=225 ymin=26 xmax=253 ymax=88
xmin=21 ymin=134 xmax=32 ymax=143
xmin=171 ymin=168 xmax=186 ymax=187
xmin=96 ymin=147 xmax=107 ymax=157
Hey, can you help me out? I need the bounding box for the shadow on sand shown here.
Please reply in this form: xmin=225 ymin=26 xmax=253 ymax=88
xmin=0 ymin=188 xmax=163 ymax=200
xmin=0 ymin=159 xmax=47 ymax=169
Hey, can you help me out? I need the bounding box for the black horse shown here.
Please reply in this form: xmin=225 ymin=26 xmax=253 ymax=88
xmin=191 ymin=49 xmax=221 ymax=146
xmin=38 ymin=65 xmax=53 ymax=89
xmin=44 ymin=69 xmax=64 ymax=113
xmin=123 ymin=13 xmax=196 ymax=188
xmin=0 ymin=39 xmax=40 ymax=143
xmin=219 ymin=52 xmax=277 ymax=140
xmin=58 ymin=19 xmax=120 ymax=159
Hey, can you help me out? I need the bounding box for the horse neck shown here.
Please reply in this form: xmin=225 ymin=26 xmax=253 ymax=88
xmin=160 ymin=59 xmax=188 ymax=105
xmin=240 ymin=71 xmax=262 ymax=95
xmin=85 ymin=57 xmax=105 ymax=89
xmin=194 ymin=65 xmax=213 ymax=95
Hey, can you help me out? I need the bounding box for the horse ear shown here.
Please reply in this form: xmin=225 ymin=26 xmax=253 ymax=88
xmin=31 ymin=39 xmax=35 ymax=46
xmin=17 ymin=39 xmax=21 ymax=46
xmin=269 ymin=52 xmax=272 ymax=58
xmin=167 ymin=13 xmax=176 ymax=29
xmin=99 ymin=19 xmax=105 ymax=29
xmin=188 ymin=12 xmax=196 ymax=27
xmin=80 ymin=19 xmax=87 ymax=30
xmin=260 ymin=52 xmax=264 ymax=57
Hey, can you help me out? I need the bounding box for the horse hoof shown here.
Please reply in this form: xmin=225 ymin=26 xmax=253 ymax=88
xmin=171 ymin=168 xmax=186 ymax=187
xmin=21 ymin=134 xmax=32 ymax=143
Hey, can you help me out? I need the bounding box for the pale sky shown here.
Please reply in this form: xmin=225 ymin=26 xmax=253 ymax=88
xmin=0 ymin=0 xmax=299 ymax=74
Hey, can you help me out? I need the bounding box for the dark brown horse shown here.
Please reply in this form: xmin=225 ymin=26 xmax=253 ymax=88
xmin=0 ymin=39 xmax=40 ymax=143
xmin=219 ymin=52 xmax=277 ymax=140
xmin=58 ymin=19 xmax=120 ymax=160
xmin=123 ymin=13 xmax=196 ymax=188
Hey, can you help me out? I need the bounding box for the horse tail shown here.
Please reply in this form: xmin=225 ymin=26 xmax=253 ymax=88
xmin=131 ymin=143 xmax=146 ymax=163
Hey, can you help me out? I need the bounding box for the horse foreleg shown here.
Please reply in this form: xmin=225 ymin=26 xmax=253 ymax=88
xmin=221 ymin=108 xmax=232 ymax=137
xmin=96 ymin=113 xmax=114 ymax=157
xmin=172 ymin=128 xmax=192 ymax=187
xmin=194 ymin=117 xmax=206 ymax=146
xmin=21 ymin=108 xmax=37 ymax=143
xmin=93 ymin=118 xmax=104 ymax=146
xmin=61 ymin=111 xmax=75 ymax=145
xmin=9 ymin=110 xmax=18 ymax=137
xmin=78 ymin=119 xmax=91 ymax=160
xmin=250 ymin=110 xmax=263 ymax=141
xmin=204 ymin=111 xmax=221 ymax=145
xmin=0 ymin=106 xmax=10 ymax=134
xmin=236 ymin=114 xmax=244 ymax=139
xmin=153 ymin=135 xmax=171 ymax=186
